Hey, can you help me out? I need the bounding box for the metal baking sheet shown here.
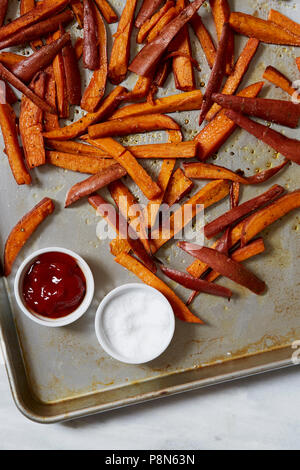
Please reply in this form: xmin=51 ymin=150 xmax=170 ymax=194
xmin=0 ymin=0 xmax=300 ymax=423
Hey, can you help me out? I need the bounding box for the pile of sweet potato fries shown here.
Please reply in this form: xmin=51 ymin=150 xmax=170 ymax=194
xmin=1 ymin=0 xmax=300 ymax=324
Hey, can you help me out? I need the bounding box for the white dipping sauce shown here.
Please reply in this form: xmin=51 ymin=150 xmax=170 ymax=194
xmin=95 ymin=284 xmax=175 ymax=364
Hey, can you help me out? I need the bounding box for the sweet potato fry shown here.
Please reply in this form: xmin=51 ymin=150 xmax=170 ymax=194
xmin=88 ymin=114 xmax=180 ymax=139
xmin=94 ymin=0 xmax=118 ymax=24
xmin=229 ymin=12 xmax=300 ymax=46
xmin=268 ymin=9 xmax=300 ymax=38
xmin=179 ymin=243 xmax=266 ymax=295
xmin=81 ymin=6 xmax=107 ymax=112
xmin=212 ymin=94 xmax=300 ymax=128
xmin=110 ymin=238 xmax=131 ymax=256
xmin=4 ymin=83 xmax=18 ymax=105
xmin=83 ymin=0 xmax=99 ymax=70
xmin=60 ymin=25 xmax=81 ymax=106
xmin=0 ymin=62 xmax=56 ymax=114
xmin=75 ymin=37 xmax=83 ymax=60
xmin=183 ymin=160 xmax=289 ymax=185
xmin=91 ymin=138 xmax=161 ymax=199
xmin=65 ymin=164 xmax=126 ymax=207
xmin=43 ymin=86 xmax=126 ymax=140
xmin=187 ymin=238 xmax=265 ymax=304
xmin=117 ymin=75 xmax=153 ymax=103
xmin=263 ymin=65 xmax=299 ymax=99
xmin=19 ymin=72 xmax=47 ymax=168
xmin=297 ymin=57 xmax=300 ymax=73
xmin=109 ymin=180 xmax=150 ymax=254
xmin=210 ymin=0 xmax=234 ymax=75
xmin=195 ymin=81 xmax=264 ymax=160
xmin=110 ymin=90 xmax=203 ymax=120
xmin=137 ymin=1 xmax=174 ymax=44
xmin=108 ymin=0 xmax=137 ymax=84
xmin=43 ymin=72 xmax=60 ymax=132
xmin=146 ymin=6 xmax=177 ymax=43
xmin=204 ymin=184 xmax=285 ymax=239
xmin=135 ymin=0 xmax=163 ymax=28
xmin=0 ymin=0 xmax=70 ymax=41
xmin=11 ymin=33 xmax=70 ymax=83
xmin=0 ymin=0 xmax=7 ymax=27
xmin=20 ymin=0 xmax=43 ymax=50
xmin=241 ymin=190 xmax=300 ymax=246
xmin=0 ymin=52 xmax=24 ymax=67
xmin=160 ymin=264 xmax=232 ymax=299
xmin=45 ymin=139 xmax=109 ymax=157
xmin=150 ymin=180 xmax=230 ymax=253
xmin=4 ymin=198 xmax=55 ymax=276
xmin=46 ymin=150 xmax=115 ymax=173
xmin=163 ymin=168 xmax=194 ymax=207
xmin=84 ymin=138 xmax=197 ymax=159
xmin=190 ymin=13 xmax=216 ymax=69
xmin=225 ymin=110 xmax=300 ymax=166
xmin=206 ymin=38 xmax=260 ymax=121
xmin=130 ymin=0 xmax=205 ymax=76
xmin=115 ymin=252 xmax=203 ymax=323
xmin=199 ymin=22 xmax=230 ymax=125
xmin=48 ymin=31 xmax=68 ymax=119
xmin=154 ymin=60 xmax=171 ymax=88
xmin=71 ymin=0 xmax=84 ymax=27
xmin=89 ymin=194 xmax=156 ymax=273
xmin=0 ymin=10 xmax=74 ymax=51
xmin=0 ymin=104 xmax=31 ymax=185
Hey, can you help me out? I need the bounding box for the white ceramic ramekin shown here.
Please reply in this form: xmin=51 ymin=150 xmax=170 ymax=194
xmin=14 ymin=247 xmax=94 ymax=327
xmin=95 ymin=283 xmax=175 ymax=364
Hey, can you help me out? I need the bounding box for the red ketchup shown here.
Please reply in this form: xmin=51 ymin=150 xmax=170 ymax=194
xmin=22 ymin=252 xmax=86 ymax=319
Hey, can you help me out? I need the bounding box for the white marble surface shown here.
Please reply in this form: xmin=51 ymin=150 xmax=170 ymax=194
xmin=0 ymin=348 xmax=299 ymax=450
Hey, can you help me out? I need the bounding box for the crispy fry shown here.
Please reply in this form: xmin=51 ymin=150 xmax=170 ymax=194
xmin=81 ymin=6 xmax=107 ymax=112
xmin=268 ymin=9 xmax=300 ymax=37
xmin=199 ymin=22 xmax=230 ymax=125
xmin=263 ymin=65 xmax=299 ymax=99
xmin=146 ymin=6 xmax=177 ymax=43
xmin=108 ymin=0 xmax=137 ymax=84
xmin=88 ymin=114 xmax=180 ymax=139
xmin=71 ymin=0 xmax=84 ymax=27
xmin=204 ymin=184 xmax=285 ymax=239
xmin=4 ymin=198 xmax=55 ymax=276
xmin=135 ymin=0 xmax=163 ymax=28
xmin=150 ymin=180 xmax=230 ymax=253
xmin=0 ymin=104 xmax=31 ymax=185
xmin=137 ymin=1 xmax=174 ymax=44
xmin=210 ymin=0 xmax=234 ymax=75
xmin=45 ymin=139 xmax=110 ymax=157
xmin=0 ymin=10 xmax=74 ymax=50
xmin=65 ymin=164 xmax=126 ymax=207
xmin=91 ymin=138 xmax=161 ymax=199
xmin=206 ymin=38 xmax=260 ymax=121
xmin=229 ymin=12 xmax=300 ymax=46
xmin=213 ymin=94 xmax=300 ymax=128
xmin=83 ymin=0 xmax=99 ymax=70
xmin=60 ymin=25 xmax=81 ymax=106
xmin=89 ymin=194 xmax=156 ymax=273
xmin=129 ymin=0 xmax=205 ymax=77
xmin=0 ymin=62 xmax=56 ymax=114
xmin=163 ymin=168 xmax=194 ymax=207
xmin=46 ymin=150 xmax=114 ymax=173
xmin=195 ymin=81 xmax=264 ymax=160
xmin=115 ymin=252 xmax=203 ymax=323
xmin=0 ymin=0 xmax=70 ymax=42
xmin=179 ymin=242 xmax=266 ymax=295
xmin=187 ymin=238 xmax=265 ymax=304
xmin=183 ymin=160 xmax=289 ymax=184
xmin=226 ymin=110 xmax=300 ymax=166
xmin=19 ymin=72 xmax=47 ymax=169
xmin=94 ymin=0 xmax=118 ymax=24
xmin=241 ymin=190 xmax=300 ymax=246
xmin=110 ymin=90 xmax=203 ymax=120
xmin=0 ymin=0 xmax=7 ymax=27
xmin=190 ymin=13 xmax=216 ymax=69
xmin=43 ymin=86 xmax=126 ymax=140
xmin=50 ymin=30 xmax=69 ymax=118
xmin=43 ymin=66 xmax=59 ymax=131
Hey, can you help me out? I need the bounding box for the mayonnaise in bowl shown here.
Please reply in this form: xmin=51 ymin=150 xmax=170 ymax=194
xmin=95 ymin=283 xmax=175 ymax=364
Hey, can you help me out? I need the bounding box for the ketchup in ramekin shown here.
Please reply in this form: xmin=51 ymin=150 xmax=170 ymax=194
xmin=22 ymin=252 xmax=87 ymax=319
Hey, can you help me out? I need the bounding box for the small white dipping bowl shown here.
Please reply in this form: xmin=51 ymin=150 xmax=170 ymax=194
xmin=95 ymin=283 xmax=175 ymax=364
xmin=14 ymin=247 xmax=94 ymax=328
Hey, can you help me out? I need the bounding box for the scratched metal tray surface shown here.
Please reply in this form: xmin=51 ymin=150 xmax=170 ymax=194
xmin=0 ymin=0 xmax=300 ymax=423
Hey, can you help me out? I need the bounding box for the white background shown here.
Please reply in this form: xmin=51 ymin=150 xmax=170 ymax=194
xmin=1 ymin=347 xmax=299 ymax=450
